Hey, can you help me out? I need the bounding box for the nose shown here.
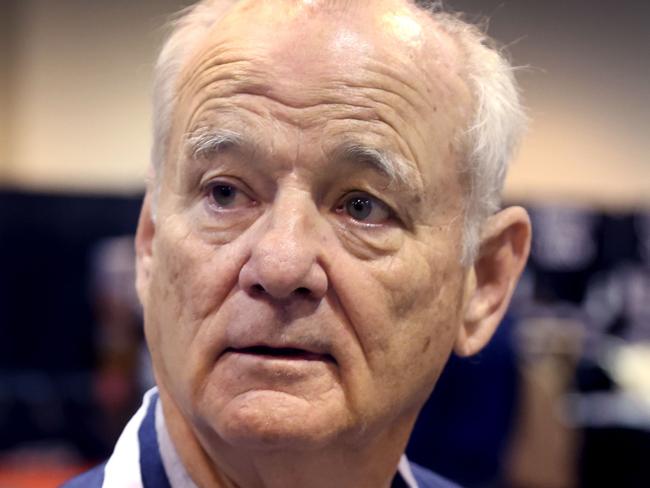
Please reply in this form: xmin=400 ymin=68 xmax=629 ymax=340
xmin=239 ymin=192 xmax=328 ymax=301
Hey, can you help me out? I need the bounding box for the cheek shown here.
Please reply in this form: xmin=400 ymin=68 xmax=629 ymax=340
xmin=387 ymin=257 xmax=461 ymax=359
xmin=337 ymin=237 xmax=465 ymax=391
xmin=145 ymin=217 xmax=246 ymax=396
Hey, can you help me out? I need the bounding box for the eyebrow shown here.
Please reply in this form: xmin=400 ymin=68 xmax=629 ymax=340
xmin=184 ymin=127 xmax=420 ymax=191
xmin=185 ymin=127 xmax=244 ymax=160
xmin=335 ymin=143 xmax=418 ymax=191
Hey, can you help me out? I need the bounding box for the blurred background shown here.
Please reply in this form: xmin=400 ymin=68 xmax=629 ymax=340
xmin=0 ymin=0 xmax=648 ymax=487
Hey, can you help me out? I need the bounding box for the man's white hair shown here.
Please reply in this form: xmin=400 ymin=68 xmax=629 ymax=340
xmin=150 ymin=0 xmax=526 ymax=265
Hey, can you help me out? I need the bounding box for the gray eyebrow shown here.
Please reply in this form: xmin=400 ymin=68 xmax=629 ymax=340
xmin=337 ymin=143 xmax=419 ymax=191
xmin=184 ymin=128 xmax=420 ymax=191
xmin=185 ymin=127 xmax=243 ymax=160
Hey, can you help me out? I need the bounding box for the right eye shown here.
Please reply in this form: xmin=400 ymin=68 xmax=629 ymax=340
xmin=208 ymin=182 xmax=255 ymax=209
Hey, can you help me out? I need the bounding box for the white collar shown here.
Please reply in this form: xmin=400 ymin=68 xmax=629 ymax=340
xmin=156 ymin=399 xmax=199 ymax=488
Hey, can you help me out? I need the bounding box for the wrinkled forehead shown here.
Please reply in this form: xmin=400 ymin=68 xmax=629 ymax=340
xmin=176 ymin=0 xmax=469 ymax=103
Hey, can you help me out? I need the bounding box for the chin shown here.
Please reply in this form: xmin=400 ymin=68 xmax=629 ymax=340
xmin=201 ymin=389 xmax=351 ymax=451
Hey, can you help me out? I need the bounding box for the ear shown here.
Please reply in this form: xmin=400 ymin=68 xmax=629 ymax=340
xmin=135 ymin=191 xmax=156 ymax=308
xmin=455 ymin=206 xmax=531 ymax=357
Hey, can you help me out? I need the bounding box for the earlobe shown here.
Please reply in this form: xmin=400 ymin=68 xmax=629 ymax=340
xmin=135 ymin=191 xmax=156 ymax=307
xmin=455 ymin=206 xmax=531 ymax=357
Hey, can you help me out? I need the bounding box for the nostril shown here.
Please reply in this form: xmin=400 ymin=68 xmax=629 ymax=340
xmin=294 ymin=287 xmax=311 ymax=297
xmin=251 ymin=284 xmax=266 ymax=294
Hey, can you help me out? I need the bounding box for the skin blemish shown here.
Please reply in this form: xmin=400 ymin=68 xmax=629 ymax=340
xmin=381 ymin=11 xmax=423 ymax=47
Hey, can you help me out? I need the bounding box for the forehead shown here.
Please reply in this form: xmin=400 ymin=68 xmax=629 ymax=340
xmin=171 ymin=0 xmax=472 ymax=190
xmin=178 ymin=0 xmax=468 ymax=102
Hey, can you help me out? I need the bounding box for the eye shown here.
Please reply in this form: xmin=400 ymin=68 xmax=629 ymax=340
xmin=337 ymin=193 xmax=391 ymax=224
xmin=208 ymin=182 xmax=254 ymax=209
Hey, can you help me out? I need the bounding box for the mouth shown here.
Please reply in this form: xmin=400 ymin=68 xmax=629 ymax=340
xmin=225 ymin=346 xmax=335 ymax=363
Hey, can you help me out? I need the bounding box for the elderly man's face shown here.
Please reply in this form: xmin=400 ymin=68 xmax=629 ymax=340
xmin=138 ymin=0 xmax=476 ymax=451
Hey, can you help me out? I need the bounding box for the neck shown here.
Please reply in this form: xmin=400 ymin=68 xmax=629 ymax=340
xmin=158 ymin=389 xmax=416 ymax=488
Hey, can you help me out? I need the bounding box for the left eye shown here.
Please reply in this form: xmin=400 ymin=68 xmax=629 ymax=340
xmin=208 ymin=183 xmax=253 ymax=209
xmin=337 ymin=193 xmax=391 ymax=224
